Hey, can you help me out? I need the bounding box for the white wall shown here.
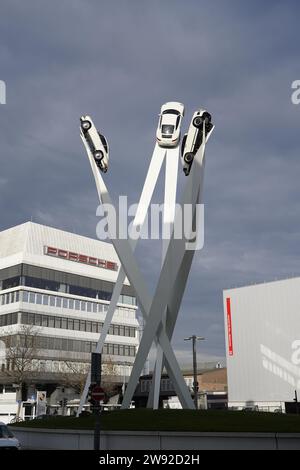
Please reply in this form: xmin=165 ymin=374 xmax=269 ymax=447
xmin=224 ymin=278 xmax=300 ymax=405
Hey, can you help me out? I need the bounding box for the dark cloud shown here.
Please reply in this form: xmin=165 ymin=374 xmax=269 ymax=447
xmin=0 ymin=0 xmax=300 ymax=366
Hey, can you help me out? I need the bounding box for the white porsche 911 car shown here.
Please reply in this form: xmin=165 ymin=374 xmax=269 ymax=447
xmin=181 ymin=109 xmax=214 ymax=176
xmin=80 ymin=115 xmax=109 ymax=173
xmin=156 ymin=102 xmax=184 ymax=148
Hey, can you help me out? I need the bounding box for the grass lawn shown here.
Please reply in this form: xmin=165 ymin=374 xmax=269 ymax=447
xmin=10 ymin=409 xmax=300 ymax=433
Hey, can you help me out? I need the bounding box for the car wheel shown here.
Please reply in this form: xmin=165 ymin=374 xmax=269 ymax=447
xmin=184 ymin=152 xmax=194 ymax=163
xmin=193 ymin=116 xmax=203 ymax=128
xmin=81 ymin=120 xmax=92 ymax=131
xmin=94 ymin=150 xmax=104 ymax=161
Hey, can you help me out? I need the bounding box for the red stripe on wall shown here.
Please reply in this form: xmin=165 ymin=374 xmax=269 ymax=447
xmin=226 ymin=297 xmax=233 ymax=356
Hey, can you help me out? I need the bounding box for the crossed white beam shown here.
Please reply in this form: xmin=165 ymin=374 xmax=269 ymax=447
xmin=77 ymin=121 xmax=207 ymax=415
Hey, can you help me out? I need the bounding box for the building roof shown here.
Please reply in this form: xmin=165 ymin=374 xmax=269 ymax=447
xmin=0 ymin=221 xmax=128 ymax=284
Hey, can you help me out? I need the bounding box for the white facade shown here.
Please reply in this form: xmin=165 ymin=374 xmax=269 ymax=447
xmin=0 ymin=222 xmax=139 ymax=422
xmin=223 ymin=278 xmax=300 ymax=411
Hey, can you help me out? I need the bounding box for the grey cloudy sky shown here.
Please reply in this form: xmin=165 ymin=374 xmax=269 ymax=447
xmin=0 ymin=0 xmax=300 ymax=367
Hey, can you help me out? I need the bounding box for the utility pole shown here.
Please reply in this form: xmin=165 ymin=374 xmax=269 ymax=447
xmin=184 ymin=336 xmax=205 ymax=409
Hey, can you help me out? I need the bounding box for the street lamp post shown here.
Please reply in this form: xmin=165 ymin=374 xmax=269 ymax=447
xmin=184 ymin=336 xmax=205 ymax=409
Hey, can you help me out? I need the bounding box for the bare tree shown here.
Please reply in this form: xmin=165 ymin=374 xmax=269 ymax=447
xmin=101 ymin=356 xmax=119 ymax=398
xmin=0 ymin=324 xmax=40 ymax=419
xmin=61 ymin=361 xmax=89 ymax=395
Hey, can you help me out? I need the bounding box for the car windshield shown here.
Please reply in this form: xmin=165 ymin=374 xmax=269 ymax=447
xmin=161 ymin=125 xmax=174 ymax=135
xmin=0 ymin=425 xmax=14 ymax=439
xmin=162 ymin=109 xmax=180 ymax=115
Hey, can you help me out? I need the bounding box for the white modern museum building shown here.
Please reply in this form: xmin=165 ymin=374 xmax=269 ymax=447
xmin=224 ymin=277 xmax=300 ymax=412
xmin=0 ymin=222 xmax=139 ymax=422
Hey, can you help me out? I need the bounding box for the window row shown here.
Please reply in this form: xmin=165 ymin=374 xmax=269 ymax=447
xmin=0 ymin=289 xmax=136 ymax=313
xmin=0 ymin=312 xmax=18 ymax=327
xmin=21 ymin=312 xmax=136 ymax=337
xmin=1 ymin=274 xmax=136 ymax=306
xmin=5 ymin=334 xmax=136 ymax=356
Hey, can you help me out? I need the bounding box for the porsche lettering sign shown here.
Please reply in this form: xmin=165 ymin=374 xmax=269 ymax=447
xmin=44 ymin=246 xmax=118 ymax=271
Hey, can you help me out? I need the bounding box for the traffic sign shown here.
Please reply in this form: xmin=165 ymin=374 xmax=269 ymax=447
xmin=91 ymin=385 xmax=105 ymax=402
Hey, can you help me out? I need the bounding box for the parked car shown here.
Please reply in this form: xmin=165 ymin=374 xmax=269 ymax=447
xmin=156 ymin=102 xmax=184 ymax=147
xmin=181 ymin=109 xmax=214 ymax=176
xmin=80 ymin=115 xmax=109 ymax=173
xmin=0 ymin=422 xmax=21 ymax=450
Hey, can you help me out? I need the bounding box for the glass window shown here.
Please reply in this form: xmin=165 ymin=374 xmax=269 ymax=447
xmin=119 ymin=326 xmax=124 ymax=337
xmin=62 ymin=339 xmax=68 ymax=351
xmin=125 ymin=326 xmax=130 ymax=337
xmin=161 ymin=124 xmax=174 ymax=135
xmin=42 ymin=295 xmax=49 ymax=306
xmin=108 ymin=344 xmax=114 ymax=355
xmin=67 ymin=319 xmax=74 ymax=330
xmin=92 ymin=322 xmax=97 ymax=333
xmin=124 ymin=346 xmax=129 ymax=356
xmin=87 ymin=302 xmax=92 ymax=313
xmin=74 ymin=320 xmax=80 ymax=331
xmin=55 ymin=317 xmax=61 ymax=328
xmin=61 ymin=318 xmax=67 ymax=329
xmin=97 ymin=323 xmax=102 ymax=333
xmin=81 ymin=302 xmax=86 ymax=312
xmin=130 ymin=328 xmax=136 ymax=338
xmin=21 ymin=291 xmax=29 ymax=302
xmin=63 ymin=298 xmax=68 ymax=309
xmin=42 ymin=316 xmax=48 ymax=327
xmin=28 ymin=313 xmax=35 ymax=324
xmin=75 ymin=300 xmax=80 ymax=310
xmin=108 ymin=326 xmax=114 ymax=335
xmin=22 ymin=312 xmax=28 ymax=324
xmin=11 ymin=313 xmax=18 ymax=324
xmin=114 ymin=325 xmax=120 ymax=336
xmin=49 ymin=296 xmax=56 ymax=307
xmin=56 ymin=297 xmax=62 ymax=308
xmin=119 ymin=345 xmax=124 ymax=356
xmin=15 ymin=291 xmax=20 ymax=302
xmin=48 ymin=317 xmax=55 ymax=328
xmin=113 ymin=344 xmax=119 ymax=355
xmin=29 ymin=292 xmax=35 ymax=303
xmin=35 ymin=314 xmax=41 ymax=326
xmin=162 ymin=109 xmax=179 ymax=115
xmin=69 ymin=299 xmax=74 ymax=310
xmin=80 ymin=320 xmax=85 ymax=331
xmin=86 ymin=321 xmax=92 ymax=332
xmin=36 ymin=294 xmax=42 ymax=305
xmin=84 ymin=342 xmax=91 ymax=353
xmin=92 ymin=303 xmax=97 ymax=313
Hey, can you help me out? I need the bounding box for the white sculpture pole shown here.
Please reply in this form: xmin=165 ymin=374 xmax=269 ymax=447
xmin=148 ymin=147 xmax=179 ymax=409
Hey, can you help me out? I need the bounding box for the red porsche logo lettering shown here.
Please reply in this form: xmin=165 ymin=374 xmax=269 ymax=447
xmin=44 ymin=246 xmax=118 ymax=271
